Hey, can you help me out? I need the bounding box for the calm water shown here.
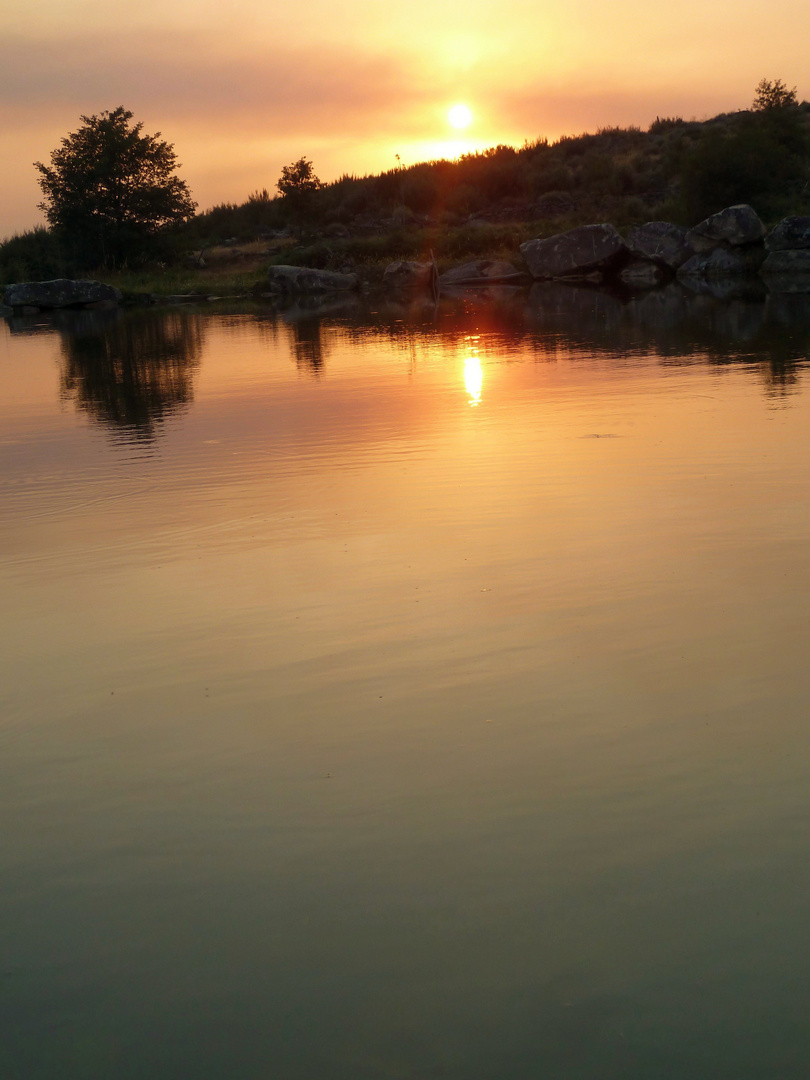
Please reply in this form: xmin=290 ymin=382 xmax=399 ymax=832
xmin=2 ymin=284 xmax=810 ymax=1079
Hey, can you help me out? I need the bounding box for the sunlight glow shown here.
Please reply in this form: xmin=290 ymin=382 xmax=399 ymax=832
xmin=464 ymin=338 xmax=483 ymax=406
xmin=448 ymin=104 xmax=473 ymax=130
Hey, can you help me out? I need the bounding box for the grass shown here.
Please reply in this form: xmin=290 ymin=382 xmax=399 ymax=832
xmin=95 ymin=223 xmax=548 ymax=296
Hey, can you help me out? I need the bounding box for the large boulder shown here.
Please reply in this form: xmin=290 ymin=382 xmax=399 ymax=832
xmin=267 ymin=265 xmax=358 ymax=294
xmin=678 ymin=245 xmax=766 ymax=280
xmin=4 ymin=279 xmax=121 ymax=309
xmin=439 ymin=259 xmax=522 ymax=286
xmin=625 ymin=221 xmax=691 ymax=269
xmin=765 ymin=217 xmax=810 ymax=251
xmin=520 ymin=224 xmax=628 ymax=279
xmin=686 ymin=205 xmax=765 ymax=250
xmin=382 ymin=260 xmax=436 ymax=290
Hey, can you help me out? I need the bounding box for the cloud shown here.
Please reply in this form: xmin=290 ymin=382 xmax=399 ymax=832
xmin=0 ymin=29 xmax=438 ymax=137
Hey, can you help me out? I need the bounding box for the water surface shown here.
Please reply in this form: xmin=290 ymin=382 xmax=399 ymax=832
xmin=3 ymin=286 xmax=810 ymax=1079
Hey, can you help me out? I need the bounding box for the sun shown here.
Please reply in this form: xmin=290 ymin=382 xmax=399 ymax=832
xmin=448 ymin=104 xmax=473 ymax=130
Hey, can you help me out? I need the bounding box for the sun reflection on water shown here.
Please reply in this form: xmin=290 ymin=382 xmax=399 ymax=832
xmin=464 ymin=336 xmax=483 ymax=405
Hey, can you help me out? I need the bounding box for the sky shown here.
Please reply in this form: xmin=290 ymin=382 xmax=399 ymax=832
xmin=2 ymin=0 xmax=809 ymax=237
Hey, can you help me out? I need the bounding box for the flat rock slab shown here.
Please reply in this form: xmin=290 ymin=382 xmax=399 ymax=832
xmin=382 ymin=260 xmax=436 ymax=290
xmin=625 ymin=221 xmax=691 ymax=268
xmin=439 ymin=259 xmax=522 ymax=285
xmin=267 ymin=265 xmax=358 ymax=293
xmin=765 ymin=218 xmax=810 ymax=251
xmin=520 ymin=224 xmax=627 ymax=279
xmin=4 ymin=279 xmax=122 ymax=308
xmin=686 ymin=205 xmax=765 ymax=250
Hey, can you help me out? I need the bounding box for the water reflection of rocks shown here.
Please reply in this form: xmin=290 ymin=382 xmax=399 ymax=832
xmin=267 ymin=282 xmax=810 ymax=397
xmin=57 ymin=308 xmax=204 ymax=441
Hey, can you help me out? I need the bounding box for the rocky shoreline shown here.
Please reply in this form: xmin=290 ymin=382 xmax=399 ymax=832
xmin=4 ymin=204 xmax=810 ymax=317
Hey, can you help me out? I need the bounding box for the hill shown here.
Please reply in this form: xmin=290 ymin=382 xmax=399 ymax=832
xmin=3 ymin=82 xmax=809 ymax=289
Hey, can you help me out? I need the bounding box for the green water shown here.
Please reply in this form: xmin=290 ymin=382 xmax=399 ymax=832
xmin=2 ymin=285 xmax=810 ymax=1079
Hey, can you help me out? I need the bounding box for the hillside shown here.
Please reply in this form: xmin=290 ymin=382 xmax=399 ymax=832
xmin=3 ymin=84 xmax=809 ymax=288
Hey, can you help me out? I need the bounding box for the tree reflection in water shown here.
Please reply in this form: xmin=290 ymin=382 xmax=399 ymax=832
xmin=58 ymin=308 xmax=204 ymax=441
xmin=289 ymin=315 xmax=326 ymax=373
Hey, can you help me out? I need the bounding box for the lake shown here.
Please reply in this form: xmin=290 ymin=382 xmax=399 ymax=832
xmin=2 ymin=283 xmax=810 ymax=1079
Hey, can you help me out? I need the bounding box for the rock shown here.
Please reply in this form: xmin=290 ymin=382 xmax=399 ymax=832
xmin=165 ymin=294 xmax=207 ymax=304
xmin=765 ymin=217 xmax=810 ymax=251
xmin=520 ymin=224 xmax=628 ymax=279
xmin=619 ymin=259 xmax=667 ymax=289
xmin=625 ymin=221 xmax=691 ymax=268
xmin=0 ymin=303 xmax=12 ymax=318
xmin=4 ymin=279 xmax=122 ymax=309
xmin=382 ymin=260 xmax=436 ymax=290
xmin=678 ymin=245 xmax=766 ymax=280
xmin=267 ymin=265 xmax=358 ymax=294
xmin=760 ymin=249 xmax=810 ymax=289
xmin=686 ymin=205 xmax=765 ymax=250
xmin=439 ymin=259 xmax=523 ymax=285
xmin=761 ymin=249 xmax=810 ymax=274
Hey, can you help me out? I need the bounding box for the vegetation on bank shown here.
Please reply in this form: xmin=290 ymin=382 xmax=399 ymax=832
xmin=2 ymin=80 xmax=809 ymax=293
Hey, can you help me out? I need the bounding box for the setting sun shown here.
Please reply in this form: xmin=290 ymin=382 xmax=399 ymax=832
xmin=448 ymin=103 xmax=473 ymax=130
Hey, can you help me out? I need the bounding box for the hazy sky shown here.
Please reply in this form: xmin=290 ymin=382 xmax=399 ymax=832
xmin=3 ymin=0 xmax=809 ymax=237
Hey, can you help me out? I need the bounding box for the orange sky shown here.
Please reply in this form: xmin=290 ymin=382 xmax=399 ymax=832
xmin=3 ymin=0 xmax=809 ymax=237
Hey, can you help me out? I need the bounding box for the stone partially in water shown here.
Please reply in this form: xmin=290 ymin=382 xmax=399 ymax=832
xmin=761 ymin=249 xmax=810 ymax=274
xmin=267 ymin=265 xmax=358 ymax=294
xmin=439 ymin=260 xmax=522 ymax=285
xmin=760 ymin=249 xmax=810 ymax=291
xmin=619 ymin=259 xmax=667 ymax=289
xmin=4 ymin=279 xmax=122 ymax=309
xmin=678 ymin=245 xmax=766 ymax=280
xmin=765 ymin=218 xmax=810 ymax=252
xmin=382 ymin=261 xmax=435 ymax=290
xmin=520 ymin=224 xmax=628 ymax=279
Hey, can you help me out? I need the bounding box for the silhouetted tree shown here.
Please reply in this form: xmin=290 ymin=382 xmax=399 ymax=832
xmin=753 ymin=78 xmax=798 ymax=111
xmin=35 ymin=107 xmax=196 ymax=268
xmin=277 ymin=157 xmax=322 ymax=234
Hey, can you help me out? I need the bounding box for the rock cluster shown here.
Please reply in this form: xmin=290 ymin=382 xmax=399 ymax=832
xmin=512 ymin=205 xmax=810 ymax=295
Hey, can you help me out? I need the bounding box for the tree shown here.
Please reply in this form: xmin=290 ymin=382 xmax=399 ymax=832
xmin=681 ymin=79 xmax=809 ymax=220
xmin=276 ymin=157 xmax=322 ymax=234
xmin=35 ymin=107 xmax=196 ymax=267
xmin=753 ymin=78 xmax=798 ymax=112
